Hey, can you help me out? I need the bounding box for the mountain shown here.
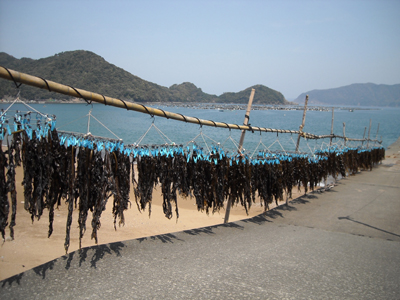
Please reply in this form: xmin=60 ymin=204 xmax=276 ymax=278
xmin=0 ymin=51 xmax=287 ymax=104
xmin=219 ymin=85 xmax=287 ymax=105
xmin=294 ymin=83 xmax=400 ymax=107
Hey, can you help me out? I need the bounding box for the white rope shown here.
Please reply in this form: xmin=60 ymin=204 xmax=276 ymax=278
xmin=187 ymin=131 xmax=220 ymax=154
xmin=135 ymin=123 xmax=156 ymax=145
xmin=267 ymin=138 xmax=287 ymax=155
xmin=221 ymin=135 xmax=240 ymax=153
xmin=89 ymin=113 xmax=122 ymax=140
xmin=1 ymin=97 xmax=51 ymax=120
xmin=250 ymin=136 xmax=270 ymax=158
xmin=153 ymin=123 xmax=174 ymax=145
xmin=305 ymin=139 xmax=314 ymax=155
xmin=135 ymin=123 xmax=174 ymax=145
xmin=0 ymin=98 xmax=19 ymax=119
xmin=200 ymin=132 xmax=211 ymax=153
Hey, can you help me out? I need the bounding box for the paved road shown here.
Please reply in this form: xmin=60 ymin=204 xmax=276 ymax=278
xmin=1 ymin=139 xmax=400 ymax=299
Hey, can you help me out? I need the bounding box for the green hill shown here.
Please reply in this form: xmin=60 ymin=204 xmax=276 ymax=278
xmin=219 ymin=85 xmax=287 ymax=105
xmin=295 ymin=83 xmax=400 ymax=107
xmin=0 ymin=50 xmax=287 ymax=104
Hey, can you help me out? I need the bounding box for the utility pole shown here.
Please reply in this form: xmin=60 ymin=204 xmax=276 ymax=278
xmin=224 ymin=88 xmax=255 ymax=224
xmin=296 ymin=95 xmax=309 ymax=152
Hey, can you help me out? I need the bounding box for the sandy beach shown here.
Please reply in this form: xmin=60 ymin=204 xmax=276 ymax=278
xmin=0 ymin=161 xmax=302 ymax=281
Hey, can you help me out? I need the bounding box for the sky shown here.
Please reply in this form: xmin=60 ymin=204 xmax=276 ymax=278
xmin=0 ymin=0 xmax=399 ymax=100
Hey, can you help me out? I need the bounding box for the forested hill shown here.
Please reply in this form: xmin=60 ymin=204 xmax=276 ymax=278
xmin=0 ymin=50 xmax=288 ymax=104
xmin=294 ymin=83 xmax=400 ymax=107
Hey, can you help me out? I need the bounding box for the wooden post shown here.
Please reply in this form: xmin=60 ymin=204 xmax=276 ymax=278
xmin=237 ymin=88 xmax=256 ymax=153
xmin=343 ymin=122 xmax=346 ymax=147
xmin=375 ymin=123 xmax=380 ymax=145
xmin=361 ymin=127 xmax=367 ymax=147
xmin=224 ymin=88 xmax=255 ymax=224
xmin=329 ymin=107 xmax=334 ymax=147
xmin=367 ymin=119 xmax=372 ymax=148
xmin=296 ymin=95 xmax=309 ymax=152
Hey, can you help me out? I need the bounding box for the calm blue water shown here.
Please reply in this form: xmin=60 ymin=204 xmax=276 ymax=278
xmin=1 ymin=102 xmax=399 ymax=155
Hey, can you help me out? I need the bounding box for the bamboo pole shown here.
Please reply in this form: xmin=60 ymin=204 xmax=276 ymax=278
xmin=375 ymin=123 xmax=380 ymax=147
xmin=343 ymin=122 xmax=346 ymax=147
xmin=224 ymin=89 xmax=255 ymax=224
xmin=0 ymin=67 xmax=321 ymax=139
xmin=330 ymin=107 xmax=334 ymax=147
xmin=362 ymin=127 xmax=367 ymax=147
xmin=367 ymin=119 xmax=372 ymax=148
xmin=0 ymin=67 xmax=381 ymax=144
xmin=237 ymin=88 xmax=255 ymax=153
xmin=295 ymin=95 xmax=309 ymax=152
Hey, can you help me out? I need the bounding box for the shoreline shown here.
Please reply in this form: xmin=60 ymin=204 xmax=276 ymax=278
xmin=1 ymin=99 xmax=382 ymax=111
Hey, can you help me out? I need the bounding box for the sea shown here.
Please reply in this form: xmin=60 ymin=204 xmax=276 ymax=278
xmin=1 ymin=102 xmax=399 ymax=156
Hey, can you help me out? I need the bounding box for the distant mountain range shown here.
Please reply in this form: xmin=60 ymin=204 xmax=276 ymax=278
xmin=0 ymin=50 xmax=288 ymax=105
xmin=294 ymin=83 xmax=400 ymax=107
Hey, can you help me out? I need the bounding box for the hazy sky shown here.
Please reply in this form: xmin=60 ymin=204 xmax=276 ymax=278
xmin=0 ymin=0 xmax=399 ymax=99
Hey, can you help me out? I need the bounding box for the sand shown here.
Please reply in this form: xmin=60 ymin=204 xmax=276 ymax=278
xmin=0 ymin=163 xmax=301 ymax=281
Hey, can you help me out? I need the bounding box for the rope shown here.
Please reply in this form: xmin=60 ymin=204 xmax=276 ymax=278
xmin=39 ymin=77 xmax=51 ymax=92
xmin=221 ymin=135 xmax=240 ymax=153
xmin=0 ymin=97 xmax=51 ymax=120
xmin=68 ymin=85 xmax=92 ymax=105
xmin=89 ymin=113 xmax=122 ymax=140
xmin=135 ymin=123 xmax=173 ymax=145
xmin=0 ymin=66 xmax=22 ymax=88
xmin=153 ymin=123 xmax=174 ymax=144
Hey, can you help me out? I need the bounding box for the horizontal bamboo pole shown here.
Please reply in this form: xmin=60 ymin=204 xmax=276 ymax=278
xmin=0 ymin=66 xmax=318 ymax=137
xmin=0 ymin=66 xmax=382 ymax=144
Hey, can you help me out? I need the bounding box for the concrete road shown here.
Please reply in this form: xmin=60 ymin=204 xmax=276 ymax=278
xmin=1 ymin=139 xmax=399 ymax=299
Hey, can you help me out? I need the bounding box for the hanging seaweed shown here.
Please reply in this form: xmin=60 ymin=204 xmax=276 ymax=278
xmin=0 ymin=138 xmax=9 ymax=240
xmin=46 ymin=129 xmax=68 ymax=238
xmin=91 ymin=150 xmax=114 ymax=243
xmin=64 ymin=145 xmax=76 ymax=253
xmin=134 ymin=154 xmax=157 ymax=216
xmin=158 ymin=154 xmax=176 ymax=219
xmin=111 ymin=150 xmax=131 ymax=228
xmin=75 ymin=146 xmax=92 ymax=249
xmin=6 ymin=134 xmax=19 ymax=239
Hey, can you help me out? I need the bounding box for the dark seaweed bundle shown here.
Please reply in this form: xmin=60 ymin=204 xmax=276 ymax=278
xmin=158 ymin=155 xmax=177 ymax=219
xmin=215 ymin=154 xmax=229 ymax=212
xmin=191 ymin=159 xmax=208 ymax=212
xmin=174 ymin=152 xmax=190 ymax=199
xmin=261 ymin=163 xmax=274 ymax=209
xmin=285 ymin=159 xmax=295 ymax=200
xmin=111 ymin=150 xmax=131 ymax=228
xmin=0 ymin=139 xmax=9 ymax=239
xmin=91 ymin=150 xmax=114 ymax=243
xmin=21 ymin=131 xmax=47 ymax=222
xmin=272 ymin=163 xmax=284 ymax=205
xmin=6 ymin=132 xmax=22 ymax=239
xmin=64 ymin=145 xmax=76 ymax=253
xmin=46 ymin=129 xmax=69 ymax=238
xmin=76 ymin=147 xmax=92 ymax=249
xmin=134 ymin=155 xmax=157 ymax=216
